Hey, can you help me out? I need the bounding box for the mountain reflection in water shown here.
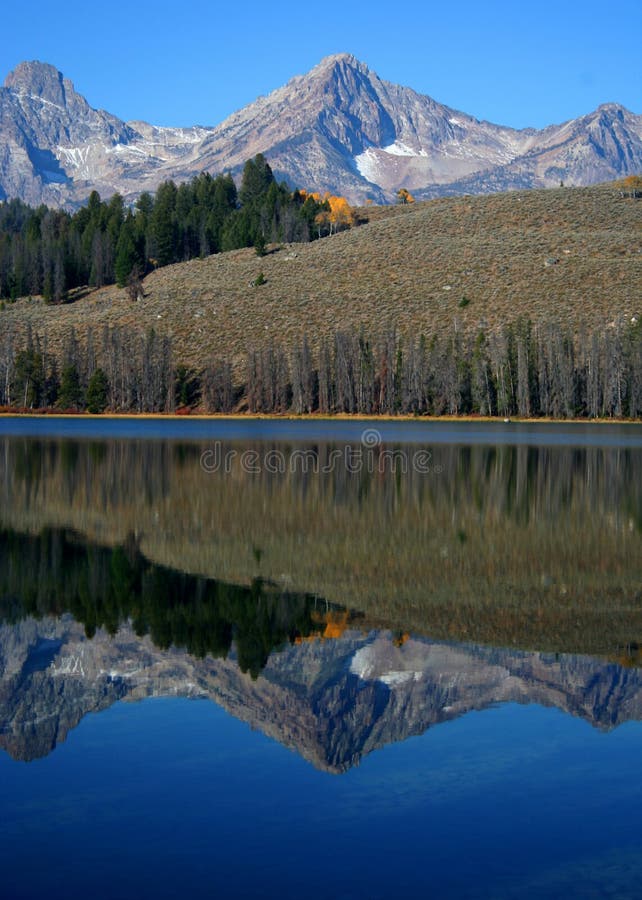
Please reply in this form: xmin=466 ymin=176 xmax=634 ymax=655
xmin=3 ymin=425 xmax=642 ymax=900
xmin=4 ymin=610 xmax=642 ymax=770
xmin=0 ymin=429 xmax=641 ymax=772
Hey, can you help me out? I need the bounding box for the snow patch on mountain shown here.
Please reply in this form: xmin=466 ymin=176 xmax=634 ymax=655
xmin=382 ymin=141 xmax=428 ymax=158
xmin=354 ymin=141 xmax=429 ymax=184
xmin=57 ymin=146 xmax=92 ymax=168
xmin=354 ymin=147 xmax=382 ymax=183
xmin=349 ymin=639 xmax=427 ymax=687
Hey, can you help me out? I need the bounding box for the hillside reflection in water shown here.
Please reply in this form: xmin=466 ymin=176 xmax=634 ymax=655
xmin=1 ymin=431 xmax=640 ymax=656
xmin=0 ymin=425 xmax=641 ymax=899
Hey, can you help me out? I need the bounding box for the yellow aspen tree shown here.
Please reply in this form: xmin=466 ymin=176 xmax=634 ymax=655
xmin=396 ymin=188 xmax=415 ymax=204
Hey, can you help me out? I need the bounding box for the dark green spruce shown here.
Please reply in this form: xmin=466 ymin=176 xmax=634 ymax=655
xmin=0 ymin=157 xmax=328 ymax=302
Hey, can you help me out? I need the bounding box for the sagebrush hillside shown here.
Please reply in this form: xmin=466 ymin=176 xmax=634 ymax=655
xmin=1 ymin=183 xmax=641 ymax=374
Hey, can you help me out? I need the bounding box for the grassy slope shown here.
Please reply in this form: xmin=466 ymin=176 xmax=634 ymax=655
xmin=1 ymin=184 xmax=641 ymax=373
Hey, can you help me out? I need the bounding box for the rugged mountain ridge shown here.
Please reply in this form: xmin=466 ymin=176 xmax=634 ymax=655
xmin=0 ymin=55 xmax=641 ymax=207
xmin=0 ymin=61 xmax=211 ymax=206
xmin=2 ymin=617 xmax=642 ymax=771
xmin=416 ymin=102 xmax=642 ymax=198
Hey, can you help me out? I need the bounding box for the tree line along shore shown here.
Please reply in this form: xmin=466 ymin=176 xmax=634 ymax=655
xmin=1 ymin=316 xmax=640 ymax=418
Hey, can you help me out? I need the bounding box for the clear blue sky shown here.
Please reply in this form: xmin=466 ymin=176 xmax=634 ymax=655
xmin=2 ymin=0 xmax=640 ymax=130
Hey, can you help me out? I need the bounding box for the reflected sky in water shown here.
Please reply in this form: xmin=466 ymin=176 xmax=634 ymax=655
xmin=2 ymin=697 xmax=642 ymax=899
xmin=2 ymin=415 xmax=642 ymax=446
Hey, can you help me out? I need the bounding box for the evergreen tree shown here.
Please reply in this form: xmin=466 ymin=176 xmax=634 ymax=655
xmin=115 ymin=215 xmax=140 ymax=287
xmin=43 ymin=358 xmax=60 ymax=407
xmin=13 ymin=348 xmax=43 ymax=408
xmin=151 ymin=181 xmax=178 ymax=267
xmin=239 ymin=154 xmax=275 ymax=207
xmin=220 ymin=210 xmax=255 ymax=251
xmin=86 ymin=368 xmax=109 ymax=413
xmin=58 ymin=363 xmax=83 ymax=410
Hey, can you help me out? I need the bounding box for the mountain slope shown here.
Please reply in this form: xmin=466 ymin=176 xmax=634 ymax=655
xmin=0 ymin=56 xmax=641 ymax=207
xmin=190 ymin=53 xmax=534 ymax=203
xmin=416 ymin=103 xmax=642 ymax=198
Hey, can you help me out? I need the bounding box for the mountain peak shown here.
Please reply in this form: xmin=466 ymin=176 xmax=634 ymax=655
xmin=596 ymin=101 xmax=627 ymax=114
xmin=4 ymin=60 xmax=70 ymax=107
xmin=313 ymin=52 xmax=369 ymax=74
xmin=318 ymin=52 xmax=360 ymax=63
xmin=0 ymin=56 xmax=641 ymax=209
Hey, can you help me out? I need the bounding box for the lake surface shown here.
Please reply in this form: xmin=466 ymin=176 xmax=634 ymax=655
xmin=0 ymin=418 xmax=641 ymax=899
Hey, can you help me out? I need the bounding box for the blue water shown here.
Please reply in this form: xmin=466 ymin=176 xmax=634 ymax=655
xmin=2 ymin=698 xmax=642 ymax=899
xmin=1 ymin=420 xmax=640 ymax=898
xmin=1 ymin=415 xmax=642 ymax=447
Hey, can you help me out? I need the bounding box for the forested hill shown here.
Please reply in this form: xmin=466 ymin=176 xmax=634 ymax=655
xmin=0 ymin=154 xmax=340 ymax=303
xmin=0 ymin=181 xmax=641 ymax=418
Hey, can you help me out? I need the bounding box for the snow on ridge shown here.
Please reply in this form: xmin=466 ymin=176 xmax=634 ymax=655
xmin=354 ymin=147 xmax=381 ymax=182
xmin=57 ymin=146 xmax=91 ymax=169
xmin=148 ymin=125 xmax=209 ymax=143
xmin=355 ymin=140 xmax=429 ymax=183
xmin=14 ymin=92 xmax=66 ymax=113
xmin=349 ymin=644 xmax=425 ymax=687
xmin=382 ymin=140 xmax=426 ymax=158
xmin=105 ymin=143 xmax=150 ymax=157
xmin=379 ymin=671 xmax=420 ymax=686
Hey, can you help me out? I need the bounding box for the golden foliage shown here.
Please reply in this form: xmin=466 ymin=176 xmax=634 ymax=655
xmin=297 ymin=189 xmax=323 ymax=203
xmin=297 ymin=609 xmax=355 ymax=642
xmin=314 ymin=193 xmax=355 ymax=234
xmin=393 ymin=632 xmax=410 ymax=647
xmin=620 ymin=175 xmax=642 ymax=197
xmin=396 ymin=188 xmax=415 ymax=205
xmin=322 ymin=610 xmax=351 ymax=639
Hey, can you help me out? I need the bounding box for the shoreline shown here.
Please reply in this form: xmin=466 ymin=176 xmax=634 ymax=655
xmin=0 ymin=411 xmax=641 ymax=425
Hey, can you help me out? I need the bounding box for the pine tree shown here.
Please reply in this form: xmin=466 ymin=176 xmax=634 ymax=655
xmin=86 ymin=368 xmax=109 ymax=413
xmin=151 ymin=181 xmax=178 ymax=267
xmin=58 ymin=363 xmax=83 ymax=410
xmin=115 ymin=216 xmax=140 ymax=287
xmin=239 ymin=154 xmax=275 ymax=207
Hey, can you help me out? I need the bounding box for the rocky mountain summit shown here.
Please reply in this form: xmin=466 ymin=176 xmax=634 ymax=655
xmin=0 ymin=61 xmax=211 ymax=207
xmin=1 ymin=55 xmax=641 ymax=207
xmin=2 ymin=617 xmax=641 ymax=772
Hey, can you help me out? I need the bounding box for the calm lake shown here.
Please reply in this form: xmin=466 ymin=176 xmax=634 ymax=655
xmin=1 ymin=417 xmax=641 ymax=899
